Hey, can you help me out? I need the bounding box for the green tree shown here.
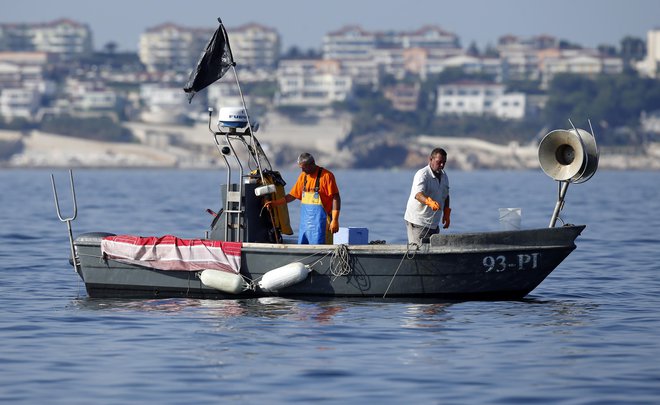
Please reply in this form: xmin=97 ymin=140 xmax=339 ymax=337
xmin=559 ymin=39 xmax=582 ymax=50
xmin=281 ymin=46 xmax=321 ymax=60
xmin=597 ymin=44 xmax=617 ymax=57
xmin=506 ymin=79 xmax=543 ymax=94
xmin=544 ymin=73 xmax=598 ymax=128
xmin=103 ymin=41 xmax=118 ymax=54
xmin=483 ymin=44 xmax=500 ymax=58
xmin=620 ymin=36 xmax=646 ymax=62
xmin=39 ymin=115 xmax=135 ymax=142
xmin=467 ymin=41 xmax=480 ymax=57
xmin=282 ymin=46 xmax=303 ymax=59
xmin=544 ymin=71 xmax=660 ymax=145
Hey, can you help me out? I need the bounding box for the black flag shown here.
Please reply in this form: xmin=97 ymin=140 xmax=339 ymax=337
xmin=183 ymin=18 xmax=235 ymax=103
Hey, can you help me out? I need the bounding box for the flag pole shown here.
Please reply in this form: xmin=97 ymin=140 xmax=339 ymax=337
xmin=220 ymin=18 xmax=270 ymax=184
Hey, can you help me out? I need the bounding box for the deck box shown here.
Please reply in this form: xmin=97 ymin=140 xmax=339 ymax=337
xmin=333 ymin=227 xmax=369 ymax=245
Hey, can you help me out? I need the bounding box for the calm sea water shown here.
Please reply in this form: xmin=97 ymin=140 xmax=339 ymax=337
xmin=1 ymin=168 xmax=659 ymax=404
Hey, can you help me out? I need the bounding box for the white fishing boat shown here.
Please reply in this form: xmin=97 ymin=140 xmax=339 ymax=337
xmin=51 ymin=18 xmax=599 ymax=300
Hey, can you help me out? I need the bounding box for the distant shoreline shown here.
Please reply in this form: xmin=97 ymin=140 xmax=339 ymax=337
xmin=2 ymin=127 xmax=660 ymax=171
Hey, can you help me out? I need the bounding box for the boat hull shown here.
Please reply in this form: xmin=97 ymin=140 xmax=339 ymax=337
xmin=73 ymin=225 xmax=585 ymax=300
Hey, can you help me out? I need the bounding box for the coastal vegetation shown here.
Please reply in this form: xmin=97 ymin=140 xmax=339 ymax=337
xmin=341 ymin=69 xmax=660 ymax=147
xmin=545 ymin=72 xmax=660 ymax=134
xmin=39 ymin=115 xmax=136 ymax=143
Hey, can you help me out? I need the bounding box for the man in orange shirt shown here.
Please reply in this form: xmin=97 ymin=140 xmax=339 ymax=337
xmin=266 ymin=153 xmax=341 ymax=244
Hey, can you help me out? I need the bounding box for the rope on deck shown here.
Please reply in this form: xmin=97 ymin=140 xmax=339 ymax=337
xmin=330 ymin=244 xmax=352 ymax=279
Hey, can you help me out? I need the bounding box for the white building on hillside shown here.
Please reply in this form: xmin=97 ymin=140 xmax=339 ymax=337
xmin=228 ymin=23 xmax=280 ymax=69
xmin=0 ymin=19 xmax=93 ymax=60
xmin=636 ymin=28 xmax=660 ymax=78
xmin=424 ymin=54 xmax=505 ymax=82
xmin=73 ymin=90 xmax=119 ymax=112
xmin=139 ymin=23 xmax=212 ymax=73
xmin=0 ymin=52 xmax=58 ymax=110
xmin=436 ymin=82 xmax=526 ymax=120
xmin=139 ymin=83 xmax=202 ymax=123
xmin=539 ymin=48 xmax=623 ymax=87
xmin=339 ymin=58 xmax=379 ymax=86
xmin=371 ymin=48 xmax=407 ymax=79
xmin=139 ymin=22 xmax=280 ymax=73
xmin=398 ymin=25 xmax=461 ymax=49
xmin=322 ymin=25 xmax=376 ymax=61
xmin=496 ymin=34 xmax=557 ymax=81
xmin=276 ymin=59 xmax=352 ymax=107
xmin=207 ymin=81 xmax=251 ymax=111
xmin=0 ymin=88 xmax=40 ymax=120
xmin=641 ymin=110 xmax=660 ymax=134
xmin=322 ymin=24 xmax=460 ymax=62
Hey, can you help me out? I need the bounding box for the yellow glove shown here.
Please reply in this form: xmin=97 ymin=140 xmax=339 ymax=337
xmin=330 ymin=210 xmax=340 ymax=233
xmin=265 ymin=197 xmax=285 ymax=209
xmin=442 ymin=207 xmax=451 ymax=229
xmin=424 ymin=196 xmax=440 ymax=211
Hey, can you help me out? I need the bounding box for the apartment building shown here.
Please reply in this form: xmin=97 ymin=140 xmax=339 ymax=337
xmin=138 ymin=82 xmax=207 ymax=124
xmin=322 ymin=24 xmax=460 ymax=61
xmin=322 ymin=25 xmax=376 ymax=61
xmin=0 ymin=88 xmax=40 ymax=120
xmin=636 ymin=28 xmax=660 ymax=78
xmin=0 ymin=19 xmax=93 ymax=60
xmin=640 ymin=110 xmax=660 ymax=134
xmin=228 ymin=23 xmax=280 ymax=70
xmin=496 ymin=34 xmax=625 ymax=86
xmin=339 ymin=58 xmax=379 ymax=86
xmin=63 ymin=78 xmax=121 ymax=113
xmin=424 ymin=53 xmax=505 ymax=82
xmin=372 ymin=47 xmax=408 ymax=79
xmin=383 ymin=82 xmax=420 ymax=111
xmin=139 ymin=22 xmax=280 ymax=73
xmin=436 ymin=82 xmax=526 ymax=120
xmin=139 ymin=23 xmax=212 ymax=73
xmin=497 ymin=34 xmax=557 ymax=52
xmin=276 ymin=59 xmax=352 ymax=106
xmin=399 ymin=25 xmax=461 ymax=49
xmin=0 ymin=61 xmax=44 ymax=89
xmin=0 ymin=52 xmax=58 ymax=95
xmin=0 ymin=52 xmax=57 ymax=120
xmin=496 ymin=34 xmax=558 ymax=81
xmin=539 ymin=49 xmax=624 ymax=87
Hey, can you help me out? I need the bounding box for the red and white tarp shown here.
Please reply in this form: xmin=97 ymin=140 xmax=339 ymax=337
xmin=101 ymin=235 xmax=241 ymax=273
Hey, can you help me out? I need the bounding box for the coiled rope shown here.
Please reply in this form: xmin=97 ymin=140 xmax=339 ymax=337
xmin=330 ymin=244 xmax=352 ymax=279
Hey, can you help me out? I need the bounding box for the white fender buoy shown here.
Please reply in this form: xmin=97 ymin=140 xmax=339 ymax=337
xmin=258 ymin=262 xmax=310 ymax=292
xmin=199 ymin=270 xmax=249 ymax=294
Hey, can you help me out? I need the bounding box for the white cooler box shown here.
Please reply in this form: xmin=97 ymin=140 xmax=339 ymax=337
xmin=333 ymin=227 xmax=369 ymax=245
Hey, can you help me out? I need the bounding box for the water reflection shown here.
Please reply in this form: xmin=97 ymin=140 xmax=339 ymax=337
xmin=71 ymin=296 xmax=597 ymax=332
xmin=519 ymin=297 xmax=599 ymax=328
xmin=400 ymin=302 xmax=454 ymax=329
xmin=72 ymin=297 xmax=343 ymax=323
xmin=72 ymin=297 xmax=229 ymax=315
xmin=393 ymin=297 xmax=597 ymax=330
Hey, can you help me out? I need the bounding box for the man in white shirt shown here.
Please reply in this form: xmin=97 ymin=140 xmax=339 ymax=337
xmin=404 ymin=148 xmax=451 ymax=244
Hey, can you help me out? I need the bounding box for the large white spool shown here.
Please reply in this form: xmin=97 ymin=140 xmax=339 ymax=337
xmin=538 ymin=128 xmax=599 ymax=183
